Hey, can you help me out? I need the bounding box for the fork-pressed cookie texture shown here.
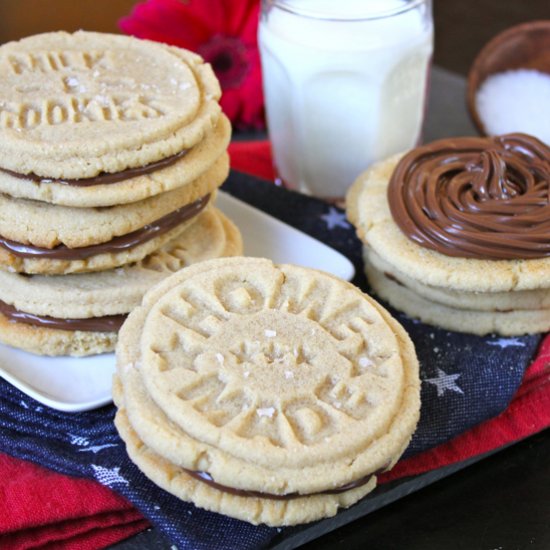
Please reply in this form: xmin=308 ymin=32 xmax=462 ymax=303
xmin=114 ymin=257 xmax=420 ymax=525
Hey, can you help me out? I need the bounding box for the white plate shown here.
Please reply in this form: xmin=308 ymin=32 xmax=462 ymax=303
xmin=217 ymin=192 xmax=354 ymax=280
xmin=0 ymin=192 xmax=354 ymax=412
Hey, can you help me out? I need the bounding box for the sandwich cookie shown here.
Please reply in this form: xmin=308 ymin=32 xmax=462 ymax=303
xmin=0 ymin=115 xmax=231 ymax=208
xmin=0 ymin=155 xmax=228 ymax=274
xmin=114 ymin=257 xmax=420 ymax=525
xmin=0 ymin=30 xmax=245 ymax=358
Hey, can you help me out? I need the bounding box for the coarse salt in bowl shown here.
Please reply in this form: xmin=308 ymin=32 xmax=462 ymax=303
xmin=466 ymin=20 xmax=550 ymax=144
xmin=475 ymin=69 xmax=550 ymax=144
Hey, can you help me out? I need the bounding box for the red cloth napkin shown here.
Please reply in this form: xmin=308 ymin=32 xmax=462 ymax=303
xmin=1 ymin=139 xmax=548 ymax=549
xmin=229 ymin=140 xmax=276 ymax=182
xmin=0 ymin=453 xmax=148 ymax=550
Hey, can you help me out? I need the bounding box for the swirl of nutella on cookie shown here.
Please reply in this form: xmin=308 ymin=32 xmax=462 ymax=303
xmin=387 ymin=133 xmax=550 ymax=260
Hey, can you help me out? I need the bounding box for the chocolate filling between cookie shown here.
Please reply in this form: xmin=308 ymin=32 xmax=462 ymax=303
xmin=379 ymin=271 xmax=528 ymax=313
xmin=0 ymin=299 xmax=125 ymax=332
xmin=0 ymin=149 xmax=189 ymax=187
xmin=186 ymin=466 xmax=385 ymax=500
xmin=0 ymin=194 xmax=210 ymax=260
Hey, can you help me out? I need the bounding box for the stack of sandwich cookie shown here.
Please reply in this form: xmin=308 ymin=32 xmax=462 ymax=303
xmin=347 ymin=133 xmax=550 ymax=335
xmin=0 ymin=209 xmax=242 ymax=356
xmin=0 ymin=31 xmax=242 ymax=355
xmin=113 ymin=257 xmax=420 ymax=525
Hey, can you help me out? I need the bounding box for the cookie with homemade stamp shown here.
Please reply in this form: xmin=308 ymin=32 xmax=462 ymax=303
xmin=0 ymin=31 xmax=242 ymax=355
xmin=347 ymin=133 xmax=550 ymax=335
xmin=113 ymin=257 xmax=421 ymax=525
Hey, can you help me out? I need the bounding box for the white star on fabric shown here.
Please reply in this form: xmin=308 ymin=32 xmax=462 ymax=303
xmin=424 ymin=368 xmax=464 ymax=397
xmin=68 ymin=433 xmax=90 ymax=446
xmin=78 ymin=443 xmax=119 ymax=454
xmin=487 ymin=337 xmax=526 ymax=349
xmin=91 ymin=465 xmax=129 ymax=487
xmin=320 ymin=207 xmax=350 ymax=230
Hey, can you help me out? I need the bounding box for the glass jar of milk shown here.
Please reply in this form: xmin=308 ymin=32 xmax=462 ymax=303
xmin=259 ymin=0 xmax=433 ymax=200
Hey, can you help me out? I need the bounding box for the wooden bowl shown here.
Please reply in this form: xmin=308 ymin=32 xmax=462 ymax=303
xmin=467 ymin=20 xmax=550 ymax=135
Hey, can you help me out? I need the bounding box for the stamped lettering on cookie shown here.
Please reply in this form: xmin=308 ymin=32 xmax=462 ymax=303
xmin=7 ymin=51 xmax=111 ymax=74
xmin=0 ymin=96 xmax=165 ymax=130
xmin=139 ymin=261 xmax=404 ymax=465
xmin=0 ymin=31 xmax=219 ymax=178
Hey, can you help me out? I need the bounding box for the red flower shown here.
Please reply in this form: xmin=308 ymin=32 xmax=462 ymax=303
xmin=120 ymin=0 xmax=265 ymax=130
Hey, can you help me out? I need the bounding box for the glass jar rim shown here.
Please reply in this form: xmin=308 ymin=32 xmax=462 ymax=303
xmin=264 ymin=0 xmax=429 ymax=22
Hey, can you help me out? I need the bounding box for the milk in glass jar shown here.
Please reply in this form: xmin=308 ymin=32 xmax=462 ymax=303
xmin=259 ymin=0 xmax=434 ymax=199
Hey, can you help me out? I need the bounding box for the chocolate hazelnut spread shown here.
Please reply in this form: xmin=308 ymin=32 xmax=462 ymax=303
xmin=186 ymin=466 xmax=385 ymax=500
xmin=0 ymin=299 xmax=125 ymax=332
xmin=0 ymin=149 xmax=188 ymax=187
xmin=383 ymin=271 xmax=404 ymax=287
xmin=0 ymin=194 xmax=209 ymax=260
xmin=387 ymin=133 xmax=550 ymax=260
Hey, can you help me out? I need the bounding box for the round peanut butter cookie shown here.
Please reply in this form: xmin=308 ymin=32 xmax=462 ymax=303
xmin=114 ymin=407 xmax=377 ymax=526
xmin=0 ymin=154 xmax=228 ymax=249
xmin=0 ymin=208 xmax=242 ymax=356
xmin=0 ymin=116 xmax=231 ymax=208
xmin=366 ymin=262 xmax=550 ymax=336
xmin=0 ymin=31 xmax=222 ymax=179
xmin=0 ymin=313 xmax=118 ymax=357
xmin=367 ymin=248 xmax=550 ymax=313
xmin=114 ymin=257 xmax=420 ymax=525
xmin=116 ymin=296 xmax=417 ymax=494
